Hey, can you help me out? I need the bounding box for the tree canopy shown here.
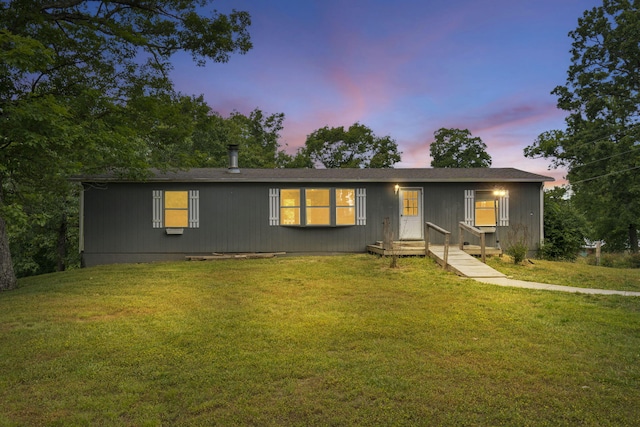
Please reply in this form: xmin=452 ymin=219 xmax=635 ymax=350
xmin=0 ymin=1 xmax=253 ymax=290
xmin=429 ymin=128 xmax=492 ymax=168
xmin=524 ymin=0 xmax=640 ymax=252
xmin=295 ymin=123 xmax=401 ymax=168
xmin=539 ymin=187 xmax=590 ymax=261
xmin=174 ymin=108 xmax=288 ymax=169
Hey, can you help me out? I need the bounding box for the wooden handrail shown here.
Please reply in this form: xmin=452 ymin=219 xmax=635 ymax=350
xmin=458 ymin=222 xmax=486 ymax=263
xmin=425 ymin=222 xmax=451 ymax=268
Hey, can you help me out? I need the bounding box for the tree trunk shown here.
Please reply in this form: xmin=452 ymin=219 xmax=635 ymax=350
xmin=630 ymin=224 xmax=638 ymax=254
xmin=0 ymin=214 xmax=17 ymax=291
xmin=56 ymin=213 xmax=67 ymax=272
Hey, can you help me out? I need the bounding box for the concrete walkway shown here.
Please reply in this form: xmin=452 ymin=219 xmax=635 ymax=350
xmin=474 ymin=277 xmax=640 ymax=297
xmin=428 ymin=245 xmax=640 ymax=297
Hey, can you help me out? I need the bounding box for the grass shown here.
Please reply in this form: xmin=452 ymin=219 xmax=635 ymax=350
xmin=487 ymin=256 xmax=640 ymax=292
xmin=1 ymin=255 xmax=640 ymax=426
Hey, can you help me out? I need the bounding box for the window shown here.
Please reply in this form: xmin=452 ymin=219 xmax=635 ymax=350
xmin=464 ymin=190 xmax=509 ymax=227
xmin=280 ymin=189 xmax=301 ymax=225
xmin=336 ymin=189 xmax=355 ymax=225
xmin=270 ymin=188 xmax=365 ymax=227
xmin=165 ymin=191 xmax=189 ymax=227
xmin=402 ymin=190 xmax=419 ymax=217
xmin=306 ymin=189 xmax=330 ymax=225
xmin=475 ymin=191 xmax=496 ymax=226
xmin=153 ymin=190 xmax=199 ymax=229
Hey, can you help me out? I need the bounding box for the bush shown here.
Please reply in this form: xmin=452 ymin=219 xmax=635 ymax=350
xmin=506 ymin=243 xmax=528 ymax=264
xmin=586 ymin=252 xmax=640 ymax=268
xmin=540 ymin=188 xmax=588 ymax=261
xmin=504 ymin=223 xmax=530 ymax=264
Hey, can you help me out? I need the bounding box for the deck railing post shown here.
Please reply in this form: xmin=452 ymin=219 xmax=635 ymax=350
xmin=382 ymin=217 xmax=392 ymax=251
xmin=459 ymin=221 xmax=489 ymax=264
xmin=443 ymin=233 xmax=450 ymax=267
xmin=425 ymin=222 xmax=430 ymax=256
xmin=425 ymin=222 xmax=452 ymax=269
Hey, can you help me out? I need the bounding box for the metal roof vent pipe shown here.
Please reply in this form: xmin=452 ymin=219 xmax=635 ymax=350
xmin=227 ymin=144 xmax=240 ymax=173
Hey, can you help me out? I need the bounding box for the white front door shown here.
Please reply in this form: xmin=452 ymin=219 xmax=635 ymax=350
xmin=399 ymin=188 xmax=423 ymax=240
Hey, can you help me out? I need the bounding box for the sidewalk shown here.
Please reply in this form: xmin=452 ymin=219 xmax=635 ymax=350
xmin=474 ymin=277 xmax=640 ymax=297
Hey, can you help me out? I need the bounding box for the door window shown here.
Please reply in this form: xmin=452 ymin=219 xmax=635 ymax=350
xmin=402 ymin=190 xmax=419 ymax=216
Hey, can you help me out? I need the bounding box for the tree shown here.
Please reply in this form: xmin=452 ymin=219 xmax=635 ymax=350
xmin=299 ymin=123 xmax=401 ymax=168
xmin=524 ymin=0 xmax=640 ymax=252
xmin=429 ymin=128 xmax=492 ymax=168
xmin=539 ymin=187 xmax=590 ymax=261
xmin=158 ymin=107 xmax=288 ymax=169
xmin=0 ymin=1 xmax=252 ymax=290
xmin=8 ymin=184 xmax=81 ymax=277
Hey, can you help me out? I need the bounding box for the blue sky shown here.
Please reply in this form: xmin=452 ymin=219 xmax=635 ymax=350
xmin=170 ymin=0 xmax=602 ymax=185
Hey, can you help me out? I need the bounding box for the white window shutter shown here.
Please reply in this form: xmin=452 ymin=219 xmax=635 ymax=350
xmin=356 ymin=188 xmax=366 ymax=225
xmin=152 ymin=190 xmax=163 ymax=228
xmin=189 ymin=190 xmax=200 ymax=228
xmin=269 ymin=188 xmax=280 ymax=226
xmin=498 ymin=191 xmax=509 ymax=226
xmin=464 ymin=190 xmax=474 ymax=226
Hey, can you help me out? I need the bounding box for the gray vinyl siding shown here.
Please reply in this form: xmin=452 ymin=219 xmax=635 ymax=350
xmin=81 ymin=180 xmax=544 ymax=266
xmin=82 ymin=182 xmax=387 ymax=265
xmin=420 ymin=182 xmax=543 ymax=254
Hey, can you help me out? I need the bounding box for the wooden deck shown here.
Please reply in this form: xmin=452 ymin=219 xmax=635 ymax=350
xmin=367 ymin=241 xmax=427 ymax=256
xmin=366 ymin=241 xmax=502 ymax=257
xmin=367 ymin=241 xmax=505 ymax=278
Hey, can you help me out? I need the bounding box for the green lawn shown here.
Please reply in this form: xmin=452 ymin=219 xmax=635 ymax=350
xmin=1 ymin=255 xmax=640 ymax=426
xmin=487 ymin=256 xmax=640 ymax=292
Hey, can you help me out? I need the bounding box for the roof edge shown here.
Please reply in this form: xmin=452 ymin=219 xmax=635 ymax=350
xmin=71 ymin=167 xmax=555 ymax=184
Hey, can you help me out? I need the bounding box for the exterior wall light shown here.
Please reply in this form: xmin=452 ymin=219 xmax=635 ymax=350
xmin=394 ymin=184 xmax=400 ymax=194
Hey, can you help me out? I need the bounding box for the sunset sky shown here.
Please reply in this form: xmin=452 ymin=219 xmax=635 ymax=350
xmin=170 ymin=0 xmax=602 ymax=185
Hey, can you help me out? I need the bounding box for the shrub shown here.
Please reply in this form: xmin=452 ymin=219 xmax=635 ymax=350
xmin=600 ymin=253 xmax=617 ymax=268
xmin=540 ymin=188 xmax=588 ymax=261
xmin=504 ymin=223 xmax=530 ymax=264
xmin=506 ymin=243 xmax=528 ymax=264
xmin=630 ymin=253 xmax=640 ymax=268
xmin=586 ymin=252 xmax=640 ymax=268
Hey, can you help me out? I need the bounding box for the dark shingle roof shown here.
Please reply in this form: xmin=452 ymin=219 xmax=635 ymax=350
xmin=74 ymin=167 xmax=554 ymax=183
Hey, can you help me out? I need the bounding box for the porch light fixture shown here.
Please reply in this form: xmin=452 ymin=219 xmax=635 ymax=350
xmin=394 ymin=184 xmax=400 ymax=194
xmin=493 ymin=189 xmax=506 ymax=198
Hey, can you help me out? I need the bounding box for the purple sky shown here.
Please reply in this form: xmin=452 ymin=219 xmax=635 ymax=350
xmin=171 ymin=0 xmax=602 ymax=186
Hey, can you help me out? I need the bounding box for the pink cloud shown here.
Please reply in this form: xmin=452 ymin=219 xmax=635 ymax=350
xmin=169 ymin=0 xmax=589 ymax=189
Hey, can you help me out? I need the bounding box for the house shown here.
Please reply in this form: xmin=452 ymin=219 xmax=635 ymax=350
xmin=74 ymin=147 xmax=553 ymax=266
